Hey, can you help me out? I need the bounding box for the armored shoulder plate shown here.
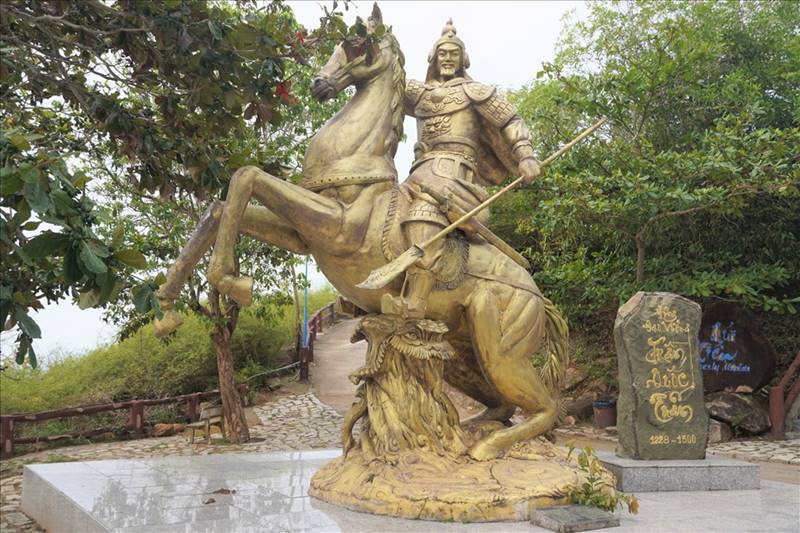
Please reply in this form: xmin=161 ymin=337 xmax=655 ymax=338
xmin=405 ymin=79 xmax=427 ymax=109
xmin=474 ymin=89 xmax=516 ymax=128
xmin=462 ymin=81 xmax=495 ymax=103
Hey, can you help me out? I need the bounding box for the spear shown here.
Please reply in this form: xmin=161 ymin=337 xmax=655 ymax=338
xmin=357 ymin=118 xmax=607 ymax=290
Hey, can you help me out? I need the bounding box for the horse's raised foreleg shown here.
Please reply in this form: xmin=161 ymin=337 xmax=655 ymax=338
xmin=465 ymin=283 xmax=557 ymax=461
xmin=209 ymin=166 xmax=344 ymax=306
xmin=154 ymin=200 xmax=308 ymax=337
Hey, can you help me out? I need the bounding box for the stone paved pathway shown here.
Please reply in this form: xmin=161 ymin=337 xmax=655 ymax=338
xmin=311 ymin=318 xmax=364 ymax=414
xmin=708 ymin=437 xmax=800 ymax=465
xmin=0 ymin=391 xmax=343 ymax=533
xmin=554 ymin=424 xmax=800 ymax=464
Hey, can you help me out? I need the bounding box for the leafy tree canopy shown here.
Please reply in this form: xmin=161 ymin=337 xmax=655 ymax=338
xmin=0 ymin=0 xmax=345 ymax=367
xmin=496 ymin=0 xmax=799 ymax=350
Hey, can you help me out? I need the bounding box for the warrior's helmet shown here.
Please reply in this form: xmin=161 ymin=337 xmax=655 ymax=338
xmin=426 ymin=19 xmax=471 ymax=82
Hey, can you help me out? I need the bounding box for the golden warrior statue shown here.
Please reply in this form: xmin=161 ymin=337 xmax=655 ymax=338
xmin=155 ymin=7 xmax=612 ymax=519
xmin=397 ymin=19 xmax=542 ymax=318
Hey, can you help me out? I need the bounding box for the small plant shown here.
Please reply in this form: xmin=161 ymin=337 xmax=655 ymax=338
xmin=566 ymin=441 xmax=639 ymax=514
xmin=39 ymin=453 xmax=79 ymax=464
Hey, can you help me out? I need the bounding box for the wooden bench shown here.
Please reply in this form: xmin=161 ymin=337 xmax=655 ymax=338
xmin=187 ymin=405 xmax=224 ymax=444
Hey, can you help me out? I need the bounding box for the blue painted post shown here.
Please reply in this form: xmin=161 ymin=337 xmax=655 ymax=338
xmin=302 ymin=257 xmax=309 ymax=348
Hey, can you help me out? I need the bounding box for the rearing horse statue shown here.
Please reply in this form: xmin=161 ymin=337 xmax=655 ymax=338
xmin=155 ymin=13 xmax=568 ymax=462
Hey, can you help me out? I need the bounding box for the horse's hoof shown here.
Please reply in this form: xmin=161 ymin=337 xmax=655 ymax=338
xmin=468 ymin=440 xmax=503 ymax=461
xmin=219 ymin=275 xmax=254 ymax=307
xmin=154 ymin=310 xmax=184 ymax=338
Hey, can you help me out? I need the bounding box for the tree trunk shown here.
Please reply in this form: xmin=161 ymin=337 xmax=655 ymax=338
xmin=210 ymin=325 xmax=250 ymax=444
xmin=635 ymin=232 xmax=646 ymax=283
xmin=343 ymin=315 xmax=467 ymax=460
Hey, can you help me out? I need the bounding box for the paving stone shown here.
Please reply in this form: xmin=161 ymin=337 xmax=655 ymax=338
xmin=531 ymin=505 xmax=619 ymax=532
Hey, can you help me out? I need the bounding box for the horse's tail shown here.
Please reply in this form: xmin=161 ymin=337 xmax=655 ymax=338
xmin=539 ymin=297 xmax=570 ymax=404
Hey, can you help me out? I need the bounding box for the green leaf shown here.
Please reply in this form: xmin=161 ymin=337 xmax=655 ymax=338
xmin=50 ymin=189 xmax=78 ymax=215
xmin=22 ymin=231 xmax=70 ymax=259
xmin=132 ymin=284 xmax=152 ymax=313
xmin=96 ymin=272 xmax=117 ymax=304
xmin=0 ymin=298 xmax=11 ymax=330
xmin=72 ymin=172 xmax=91 ymax=189
xmin=27 ymin=344 xmax=37 ymax=369
xmin=63 ymin=246 xmax=82 ymax=283
xmin=114 ymin=248 xmax=148 ymax=269
xmin=149 ymin=291 xmax=163 ymax=319
xmin=9 ymin=133 xmax=31 ymax=151
xmin=154 ymin=272 xmax=167 ymax=285
xmin=208 ymin=20 xmax=223 ymax=40
xmin=19 ymin=165 xmax=40 ymax=183
xmin=0 ymin=171 xmax=23 ymax=195
xmin=111 ymin=224 xmax=125 ymax=248
xmin=79 ymin=242 xmax=108 ymax=274
xmin=23 ymin=180 xmax=51 ymax=212
xmin=14 ymin=307 xmax=41 ymax=338
xmin=16 ymin=335 xmax=29 ymax=365
xmin=86 ymin=240 xmax=110 ymax=258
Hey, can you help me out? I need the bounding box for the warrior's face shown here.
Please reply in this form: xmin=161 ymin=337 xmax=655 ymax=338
xmin=435 ymin=43 xmax=462 ymax=80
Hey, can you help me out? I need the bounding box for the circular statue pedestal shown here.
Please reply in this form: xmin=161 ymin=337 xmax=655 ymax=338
xmin=310 ymin=437 xmax=593 ymax=522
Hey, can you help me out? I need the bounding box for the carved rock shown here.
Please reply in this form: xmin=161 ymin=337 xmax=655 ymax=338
xmin=705 ymin=391 xmax=771 ymax=434
xmin=699 ymin=302 xmax=776 ymax=393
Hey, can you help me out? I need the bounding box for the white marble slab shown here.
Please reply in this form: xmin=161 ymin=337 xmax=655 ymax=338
xmin=21 ymin=449 xmax=800 ymax=532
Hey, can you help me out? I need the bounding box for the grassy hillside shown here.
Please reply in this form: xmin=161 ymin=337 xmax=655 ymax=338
xmin=1 ymin=286 xmax=336 ymax=415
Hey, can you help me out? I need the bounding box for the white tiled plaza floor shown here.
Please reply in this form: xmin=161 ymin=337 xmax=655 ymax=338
xmin=22 ymin=449 xmax=800 ymax=533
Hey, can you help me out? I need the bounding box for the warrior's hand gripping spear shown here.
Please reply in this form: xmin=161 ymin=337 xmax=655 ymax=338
xmin=357 ymin=118 xmax=607 ymax=290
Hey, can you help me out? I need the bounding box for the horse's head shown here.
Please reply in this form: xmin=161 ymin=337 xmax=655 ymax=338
xmin=311 ymin=4 xmax=402 ymax=101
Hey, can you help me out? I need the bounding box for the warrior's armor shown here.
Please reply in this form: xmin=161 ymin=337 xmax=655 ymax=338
xmin=395 ymin=19 xmax=539 ymax=318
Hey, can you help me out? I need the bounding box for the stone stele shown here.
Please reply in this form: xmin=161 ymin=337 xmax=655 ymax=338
xmin=615 ymin=292 xmax=709 ymax=459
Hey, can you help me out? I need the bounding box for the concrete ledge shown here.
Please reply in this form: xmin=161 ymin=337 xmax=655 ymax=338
xmin=22 ymin=464 xmax=108 ymax=533
xmin=597 ymin=452 xmax=760 ymax=492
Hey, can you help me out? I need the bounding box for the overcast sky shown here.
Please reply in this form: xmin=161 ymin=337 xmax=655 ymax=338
xmin=4 ymin=1 xmax=588 ymax=364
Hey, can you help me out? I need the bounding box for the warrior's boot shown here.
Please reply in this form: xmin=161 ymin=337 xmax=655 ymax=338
xmin=381 ymin=197 xmax=447 ymax=319
xmin=381 ymin=266 xmax=438 ymax=319
xmin=403 ymin=268 xmax=436 ymax=319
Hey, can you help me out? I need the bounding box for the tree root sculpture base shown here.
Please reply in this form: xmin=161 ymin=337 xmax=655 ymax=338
xmin=310 ymin=437 xmax=597 ymax=522
xmin=310 ymin=315 xmax=612 ymax=522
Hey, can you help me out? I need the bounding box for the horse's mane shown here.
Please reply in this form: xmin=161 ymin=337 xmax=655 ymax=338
xmin=384 ymin=32 xmax=405 ymax=159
